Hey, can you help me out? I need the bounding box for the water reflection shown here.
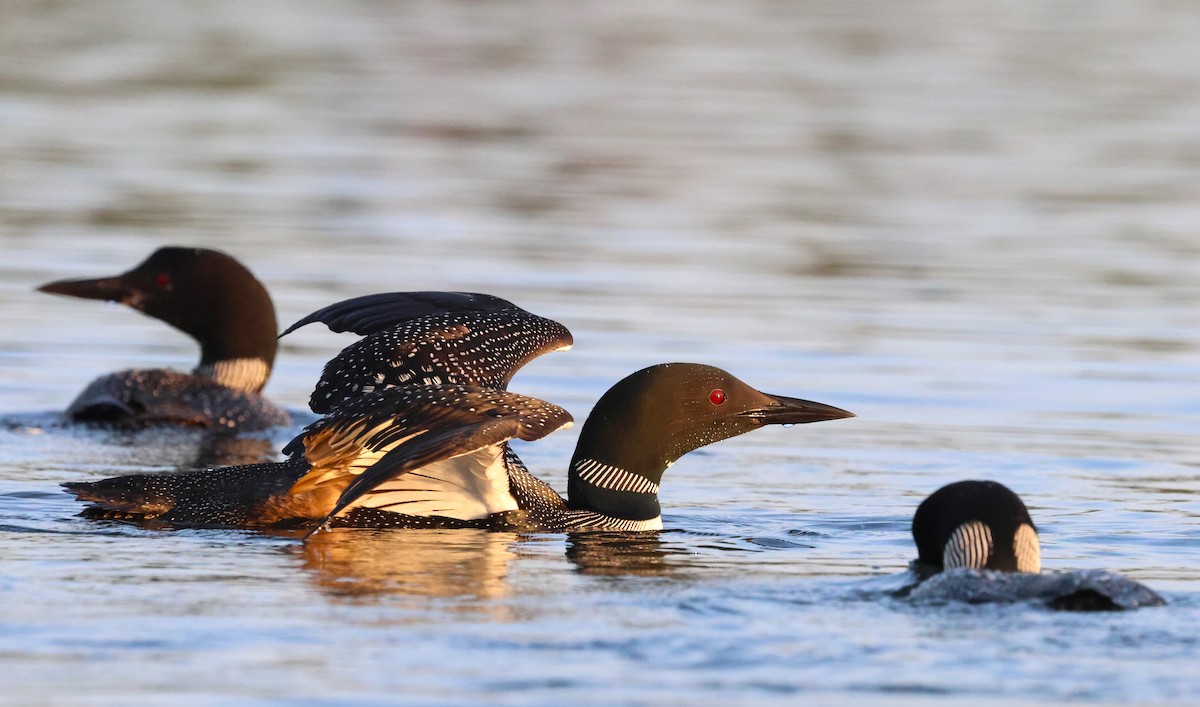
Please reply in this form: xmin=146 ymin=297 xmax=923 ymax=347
xmin=565 ymin=531 xmax=679 ymax=577
xmin=298 ymin=528 xmax=688 ymax=601
xmin=299 ymin=528 xmax=517 ymax=603
xmin=91 ymin=427 xmax=281 ymax=471
xmin=0 ymin=414 xmax=283 ymax=477
xmin=184 ymin=433 xmax=279 ymax=470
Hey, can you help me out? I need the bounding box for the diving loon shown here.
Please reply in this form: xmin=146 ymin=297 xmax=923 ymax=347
xmin=911 ymin=480 xmax=1041 ymax=575
xmin=62 ymin=291 xmax=853 ymax=532
xmin=38 ymin=246 xmax=290 ymax=431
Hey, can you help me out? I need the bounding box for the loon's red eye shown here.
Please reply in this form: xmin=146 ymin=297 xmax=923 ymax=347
xmin=709 ymin=389 xmax=726 ymax=405
xmin=156 ymin=273 xmax=172 ymax=289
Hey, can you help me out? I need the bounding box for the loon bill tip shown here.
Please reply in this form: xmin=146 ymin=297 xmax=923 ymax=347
xmin=36 ymin=276 xmax=126 ymax=303
xmin=745 ymin=394 xmax=855 ymax=425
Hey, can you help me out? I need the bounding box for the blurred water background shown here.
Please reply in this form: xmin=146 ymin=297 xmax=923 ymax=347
xmin=1 ymin=1 xmax=1198 ymax=703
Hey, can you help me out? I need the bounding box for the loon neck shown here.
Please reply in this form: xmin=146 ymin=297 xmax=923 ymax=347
xmin=566 ymin=453 xmax=665 ymax=522
xmin=564 ymin=382 xmax=677 ymax=521
xmin=145 ymin=248 xmax=279 ymax=387
xmin=185 ymin=298 xmax=278 ymax=388
xmin=189 ymin=314 xmax=276 ymax=392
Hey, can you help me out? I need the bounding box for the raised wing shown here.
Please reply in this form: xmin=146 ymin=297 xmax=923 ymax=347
xmin=277 ymin=384 xmax=573 ymax=536
xmin=286 ymin=293 xmax=573 ymax=414
xmin=280 ymin=291 xmax=518 ymax=337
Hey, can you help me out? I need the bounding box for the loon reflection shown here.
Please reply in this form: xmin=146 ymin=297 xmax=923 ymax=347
xmin=296 ymin=528 xmax=687 ymax=602
xmin=299 ymin=529 xmax=518 ymax=602
xmin=183 ymin=433 xmax=281 ymax=470
xmin=60 ymin=427 xmax=280 ymax=478
xmin=565 ymin=531 xmax=680 ymax=577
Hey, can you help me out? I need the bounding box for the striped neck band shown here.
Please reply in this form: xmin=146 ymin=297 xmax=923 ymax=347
xmin=943 ymin=520 xmax=993 ymax=570
xmin=573 ymin=458 xmax=659 ymax=495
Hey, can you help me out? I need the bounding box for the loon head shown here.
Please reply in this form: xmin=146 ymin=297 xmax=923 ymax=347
xmin=38 ymin=246 xmax=279 ymax=375
xmin=567 ymin=362 xmax=853 ymax=517
xmin=911 ymin=480 xmax=1041 ymax=574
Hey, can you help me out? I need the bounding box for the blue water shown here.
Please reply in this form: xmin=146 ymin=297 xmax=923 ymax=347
xmin=2 ymin=1 xmax=1199 ymax=703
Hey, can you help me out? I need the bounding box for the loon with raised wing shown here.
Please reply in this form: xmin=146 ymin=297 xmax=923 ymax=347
xmin=62 ymin=291 xmax=853 ymax=532
xmin=38 ymin=247 xmax=290 ymax=431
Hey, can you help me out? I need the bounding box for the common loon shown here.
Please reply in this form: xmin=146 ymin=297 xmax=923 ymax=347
xmin=38 ymin=247 xmax=290 ymax=431
xmin=63 ymin=291 xmax=853 ymax=532
xmin=905 ymin=480 xmax=1164 ymax=610
xmin=911 ymin=479 xmax=1041 ymax=575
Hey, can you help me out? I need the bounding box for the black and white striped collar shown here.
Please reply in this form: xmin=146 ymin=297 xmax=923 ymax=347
xmin=572 ymin=457 xmax=659 ymax=495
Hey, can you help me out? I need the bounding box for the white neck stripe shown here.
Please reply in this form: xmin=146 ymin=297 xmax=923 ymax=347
xmin=1013 ymin=523 xmax=1041 ymax=573
xmin=195 ymin=358 xmax=270 ymax=392
xmin=944 ymin=520 xmax=993 ymax=570
xmin=575 ymin=458 xmax=659 ymax=495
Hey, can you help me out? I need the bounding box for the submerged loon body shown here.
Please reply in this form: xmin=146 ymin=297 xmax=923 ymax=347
xmin=905 ymin=480 xmax=1164 ymax=611
xmin=63 ymin=291 xmax=853 ymax=532
xmin=38 ymin=247 xmax=290 ymax=431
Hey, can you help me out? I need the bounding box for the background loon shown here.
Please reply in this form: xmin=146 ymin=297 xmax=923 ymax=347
xmin=62 ymin=291 xmax=853 ymax=531
xmin=911 ymin=479 xmax=1041 ymax=575
xmin=906 ymin=480 xmax=1164 ymax=610
xmin=38 ymin=246 xmax=290 ymax=431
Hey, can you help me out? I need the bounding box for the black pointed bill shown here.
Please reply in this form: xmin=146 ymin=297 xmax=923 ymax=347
xmin=37 ymin=276 xmax=136 ymax=305
xmin=739 ymin=393 xmax=854 ymax=425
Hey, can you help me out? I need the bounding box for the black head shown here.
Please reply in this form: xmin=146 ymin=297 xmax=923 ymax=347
xmin=911 ymin=480 xmax=1041 ymax=574
xmin=568 ymin=363 xmax=853 ymax=513
xmin=38 ymin=247 xmax=279 ymax=369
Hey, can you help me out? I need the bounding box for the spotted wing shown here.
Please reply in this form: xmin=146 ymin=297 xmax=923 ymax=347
xmin=280 ymin=291 xmax=517 ymax=337
xmin=299 ymin=302 xmax=573 ymax=414
xmin=278 ymin=384 xmax=573 ymax=535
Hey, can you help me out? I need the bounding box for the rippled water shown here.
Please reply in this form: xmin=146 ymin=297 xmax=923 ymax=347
xmin=2 ymin=1 xmax=1199 ymax=703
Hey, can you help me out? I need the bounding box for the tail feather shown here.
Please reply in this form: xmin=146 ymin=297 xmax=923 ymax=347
xmin=62 ymin=457 xmax=312 ymax=527
xmin=63 ymin=478 xmax=174 ymax=519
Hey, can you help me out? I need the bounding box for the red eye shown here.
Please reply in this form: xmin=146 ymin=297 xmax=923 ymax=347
xmin=156 ymin=273 xmax=172 ymax=289
xmin=709 ymin=389 xmax=726 ymax=405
